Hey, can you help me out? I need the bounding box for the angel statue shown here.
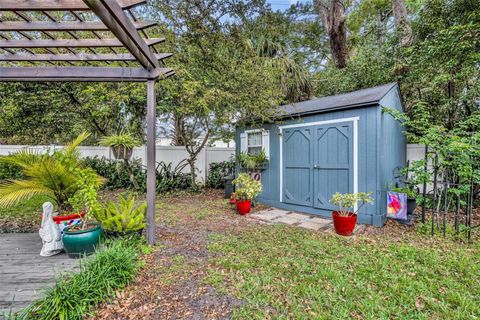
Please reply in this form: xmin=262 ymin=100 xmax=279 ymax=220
xmin=39 ymin=202 xmax=63 ymax=256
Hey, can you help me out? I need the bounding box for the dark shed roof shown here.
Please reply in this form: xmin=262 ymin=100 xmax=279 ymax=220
xmin=279 ymin=82 xmax=398 ymax=117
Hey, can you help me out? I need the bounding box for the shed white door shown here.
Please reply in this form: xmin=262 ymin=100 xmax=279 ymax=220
xmin=282 ymin=121 xmax=354 ymax=210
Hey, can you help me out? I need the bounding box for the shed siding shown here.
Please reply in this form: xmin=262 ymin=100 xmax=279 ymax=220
xmin=377 ymin=87 xmax=407 ymax=224
xmin=237 ymin=105 xmax=380 ymax=223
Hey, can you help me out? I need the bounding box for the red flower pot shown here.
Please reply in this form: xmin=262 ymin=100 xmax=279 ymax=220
xmin=332 ymin=211 xmax=357 ymax=236
xmin=236 ymin=200 xmax=252 ymax=215
xmin=41 ymin=212 xmax=86 ymax=233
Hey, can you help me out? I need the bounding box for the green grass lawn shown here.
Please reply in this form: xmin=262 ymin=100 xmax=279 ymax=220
xmin=0 ymin=195 xmax=49 ymax=233
xmin=207 ymin=225 xmax=480 ymax=319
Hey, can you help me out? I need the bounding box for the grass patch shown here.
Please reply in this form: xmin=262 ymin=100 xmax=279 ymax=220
xmin=207 ymin=225 xmax=480 ymax=319
xmin=12 ymin=238 xmax=141 ymax=320
xmin=0 ymin=195 xmax=50 ymax=233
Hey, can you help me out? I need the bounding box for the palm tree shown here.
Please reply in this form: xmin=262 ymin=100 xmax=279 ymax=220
xmin=0 ymin=132 xmax=103 ymax=212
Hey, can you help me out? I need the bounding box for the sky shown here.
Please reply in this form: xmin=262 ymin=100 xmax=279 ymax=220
xmin=266 ymin=0 xmax=311 ymax=11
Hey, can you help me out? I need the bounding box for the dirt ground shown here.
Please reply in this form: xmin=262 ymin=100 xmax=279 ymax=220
xmin=92 ymin=189 xmax=264 ymax=320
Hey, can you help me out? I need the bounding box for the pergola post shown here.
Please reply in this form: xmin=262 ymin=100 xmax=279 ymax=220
xmin=146 ymin=79 xmax=156 ymax=245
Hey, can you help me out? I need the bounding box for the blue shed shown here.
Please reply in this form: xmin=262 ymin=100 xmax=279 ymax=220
xmin=236 ymin=83 xmax=406 ymax=226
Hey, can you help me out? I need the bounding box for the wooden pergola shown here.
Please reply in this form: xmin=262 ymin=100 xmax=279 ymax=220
xmin=0 ymin=0 xmax=174 ymax=244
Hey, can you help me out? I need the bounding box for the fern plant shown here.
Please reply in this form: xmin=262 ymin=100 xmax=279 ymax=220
xmin=95 ymin=194 xmax=146 ymax=233
xmin=0 ymin=132 xmax=104 ymax=212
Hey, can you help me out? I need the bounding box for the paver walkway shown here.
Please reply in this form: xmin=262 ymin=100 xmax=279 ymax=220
xmin=0 ymin=233 xmax=80 ymax=316
xmin=251 ymin=208 xmax=366 ymax=234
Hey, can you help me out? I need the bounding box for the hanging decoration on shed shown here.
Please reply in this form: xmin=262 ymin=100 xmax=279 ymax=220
xmin=386 ymin=192 xmax=407 ymax=221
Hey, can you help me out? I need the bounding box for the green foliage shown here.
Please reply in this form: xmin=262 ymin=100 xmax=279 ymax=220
xmin=155 ymin=160 xmax=193 ymax=194
xmin=237 ymin=150 xmax=268 ymax=171
xmin=207 ymin=225 xmax=480 ymax=319
xmin=98 ymin=133 xmax=142 ymax=149
xmin=330 ymin=192 xmax=374 ymax=216
xmin=83 ymin=157 xmax=192 ymax=194
xmin=391 ymin=187 xmax=417 ymax=199
xmin=0 ymin=158 xmax=23 ymax=180
xmin=96 ymin=193 xmax=146 ymax=233
xmin=233 ymin=173 xmax=262 ymax=201
xmin=17 ymin=239 xmax=140 ymax=320
xmin=0 ymin=132 xmax=103 ymax=213
xmin=82 ymin=156 xmax=146 ymax=191
xmin=206 ymin=160 xmax=235 ymax=189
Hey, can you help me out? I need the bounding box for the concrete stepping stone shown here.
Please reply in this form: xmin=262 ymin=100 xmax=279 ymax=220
xmin=251 ymin=209 xmax=289 ymax=221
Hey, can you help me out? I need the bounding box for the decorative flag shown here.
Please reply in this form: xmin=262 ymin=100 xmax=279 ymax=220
xmin=387 ymin=192 xmax=407 ymax=221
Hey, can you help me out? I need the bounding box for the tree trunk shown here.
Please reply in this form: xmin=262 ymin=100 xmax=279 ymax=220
xmin=187 ymin=158 xmax=197 ymax=190
xmin=314 ymin=0 xmax=348 ymax=69
xmin=392 ymin=0 xmax=412 ymax=46
xmin=171 ymin=113 xmax=186 ymax=146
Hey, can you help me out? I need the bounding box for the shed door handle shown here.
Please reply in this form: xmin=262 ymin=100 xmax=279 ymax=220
xmin=313 ymin=164 xmax=320 ymax=169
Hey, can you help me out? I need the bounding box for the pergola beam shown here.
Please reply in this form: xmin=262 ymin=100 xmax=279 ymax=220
xmin=0 ymin=53 xmax=172 ymax=62
xmin=0 ymin=21 xmax=156 ymax=32
xmin=84 ymin=0 xmax=160 ymax=70
xmin=0 ymin=38 xmax=164 ymax=48
xmin=0 ymin=66 xmax=174 ymax=81
xmin=0 ymin=0 xmax=146 ymax=11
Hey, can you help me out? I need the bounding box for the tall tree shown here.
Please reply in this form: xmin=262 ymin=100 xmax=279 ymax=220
xmin=391 ymin=0 xmax=412 ymax=45
xmin=314 ymin=0 xmax=349 ymax=68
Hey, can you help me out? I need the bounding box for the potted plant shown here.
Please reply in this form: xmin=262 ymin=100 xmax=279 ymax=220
xmin=330 ymin=192 xmax=374 ymax=236
xmin=237 ymin=150 xmax=269 ymax=172
xmin=99 ymin=133 xmax=142 ymax=190
xmin=232 ymin=173 xmax=262 ymax=215
xmin=391 ymin=187 xmax=417 ymax=215
xmin=0 ymin=132 xmax=104 ymax=232
xmin=99 ymin=133 xmax=141 ymax=160
xmin=62 ymin=158 xmax=104 ymax=258
xmin=95 ymin=193 xmax=146 ymax=237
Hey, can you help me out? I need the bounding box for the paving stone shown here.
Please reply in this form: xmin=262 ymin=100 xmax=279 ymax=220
xmin=309 ymin=217 xmax=332 ymax=226
xmin=251 ymin=209 xmax=288 ymax=221
xmin=286 ymin=213 xmax=311 ymax=221
xmin=275 ymin=215 xmax=304 ymax=225
xmin=297 ymin=221 xmax=326 ymax=231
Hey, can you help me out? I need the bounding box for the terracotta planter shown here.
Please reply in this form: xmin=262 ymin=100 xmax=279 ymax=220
xmin=111 ymin=146 xmax=133 ymax=160
xmin=236 ymin=199 xmax=251 ymax=215
xmin=332 ymin=211 xmax=357 ymax=236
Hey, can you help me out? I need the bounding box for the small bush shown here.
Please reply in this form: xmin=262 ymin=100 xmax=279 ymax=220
xmin=155 ymin=160 xmax=192 ymax=193
xmin=83 ymin=156 xmax=193 ymax=194
xmin=0 ymin=157 xmax=23 ymax=180
xmin=17 ymin=239 xmax=140 ymax=320
xmin=83 ymin=156 xmax=146 ymax=191
xmin=206 ymin=160 xmax=235 ymax=189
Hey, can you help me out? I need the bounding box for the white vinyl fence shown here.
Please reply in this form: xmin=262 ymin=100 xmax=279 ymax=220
xmin=0 ymin=145 xmax=235 ymax=182
xmin=0 ymin=144 xmax=428 ymax=184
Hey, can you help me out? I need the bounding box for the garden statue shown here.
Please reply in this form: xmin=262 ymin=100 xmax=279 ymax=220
xmin=39 ymin=202 xmax=63 ymax=256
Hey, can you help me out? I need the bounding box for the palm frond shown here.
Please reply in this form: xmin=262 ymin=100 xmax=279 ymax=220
xmin=0 ymin=180 xmax=52 ymax=207
xmin=64 ymin=131 xmax=90 ymax=159
xmin=0 ymin=149 xmax=45 ymax=169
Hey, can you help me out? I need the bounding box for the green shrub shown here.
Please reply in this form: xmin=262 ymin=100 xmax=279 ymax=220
xmin=83 ymin=157 xmax=193 ymax=194
xmin=96 ymin=193 xmax=146 ymax=233
xmin=155 ymin=160 xmax=192 ymax=193
xmin=17 ymin=239 xmax=140 ymax=320
xmin=83 ymin=156 xmax=146 ymax=191
xmin=206 ymin=160 xmax=235 ymax=189
xmin=0 ymin=157 xmax=23 ymax=180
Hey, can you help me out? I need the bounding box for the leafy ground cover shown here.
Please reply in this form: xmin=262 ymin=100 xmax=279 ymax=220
xmin=90 ymin=190 xmax=480 ymax=319
xmin=11 ymin=238 xmax=142 ymax=320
